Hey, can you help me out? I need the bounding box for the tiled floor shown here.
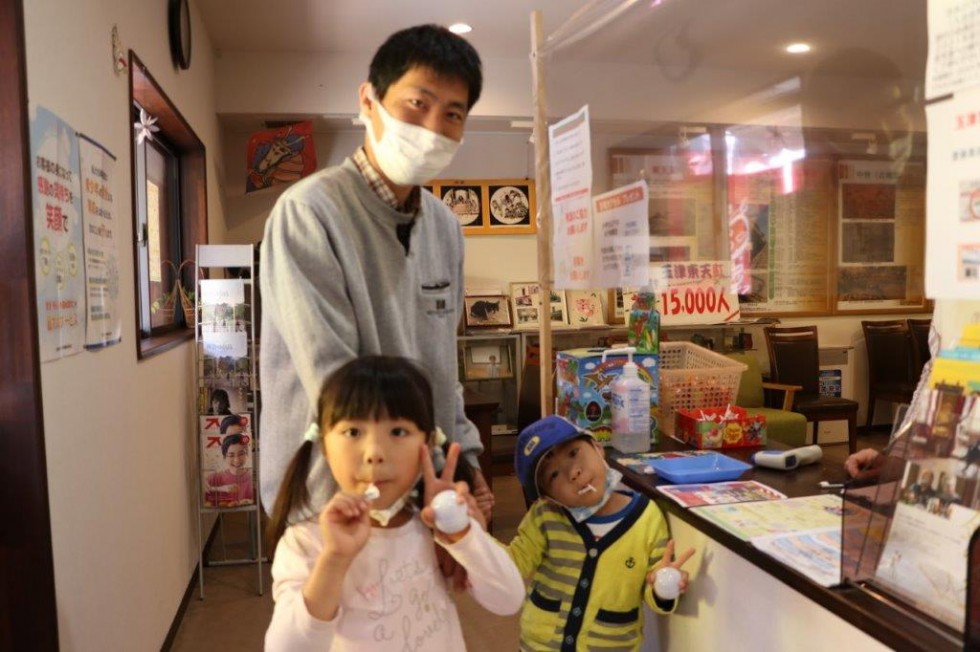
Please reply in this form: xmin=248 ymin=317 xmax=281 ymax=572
xmin=168 ymin=433 xmax=890 ymax=651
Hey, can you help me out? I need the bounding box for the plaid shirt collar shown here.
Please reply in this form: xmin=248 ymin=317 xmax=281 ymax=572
xmin=352 ymin=147 xmax=420 ymax=216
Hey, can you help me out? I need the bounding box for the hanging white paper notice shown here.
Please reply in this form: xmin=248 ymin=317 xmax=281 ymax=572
xmin=926 ymin=0 xmax=980 ymax=100
xmin=925 ymin=89 xmax=980 ymax=298
xmin=549 ymin=106 xmax=594 ymax=289
xmin=592 ymin=181 xmax=650 ymax=289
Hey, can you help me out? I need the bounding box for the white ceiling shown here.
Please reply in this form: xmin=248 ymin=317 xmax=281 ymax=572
xmin=198 ymin=0 xmax=926 ymax=74
xmin=201 ymin=0 xmax=928 ymax=134
xmin=198 ymin=0 xmax=589 ymax=58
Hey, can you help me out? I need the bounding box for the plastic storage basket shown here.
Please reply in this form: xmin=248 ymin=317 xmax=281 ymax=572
xmin=658 ymin=342 xmax=746 ymax=437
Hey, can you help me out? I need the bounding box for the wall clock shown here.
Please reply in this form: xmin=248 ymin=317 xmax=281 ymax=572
xmin=168 ymin=0 xmax=191 ymax=70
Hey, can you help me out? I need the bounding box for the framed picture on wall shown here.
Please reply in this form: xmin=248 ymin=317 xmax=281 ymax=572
xmin=606 ymin=287 xmax=641 ymax=324
xmin=510 ymin=281 xmax=541 ymax=328
xmin=487 ymin=179 xmax=536 ymax=234
xmin=463 ymin=343 xmax=513 ymax=380
xmin=431 ymin=178 xmax=537 ymax=235
xmin=511 ymin=282 xmax=567 ymax=328
xmin=567 ymin=290 xmax=606 ymax=326
xmin=437 ymin=183 xmax=484 ymax=234
xmin=463 ymin=295 xmax=512 ymax=329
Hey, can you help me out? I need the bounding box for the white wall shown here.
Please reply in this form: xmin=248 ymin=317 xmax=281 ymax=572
xmin=22 ymin=1 xmax=223 ymax=649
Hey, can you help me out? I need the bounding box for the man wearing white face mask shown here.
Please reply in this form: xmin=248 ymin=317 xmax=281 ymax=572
xmin=259 ymin=25 xmax=493 ymax=544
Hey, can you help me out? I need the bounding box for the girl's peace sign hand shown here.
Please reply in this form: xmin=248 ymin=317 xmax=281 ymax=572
xmin=419 ymin=442 xmax=487 ymax=538
xmin=319 ymin=491 xmax=371 ymax=561
xmin=646 ymin=540 xmax=696 ymax=596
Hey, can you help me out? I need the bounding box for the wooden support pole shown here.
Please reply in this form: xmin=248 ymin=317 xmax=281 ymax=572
xmin=531 ymin=10 xmax=554 ymax=417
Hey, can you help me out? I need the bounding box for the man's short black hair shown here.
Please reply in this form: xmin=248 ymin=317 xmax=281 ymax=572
xmin=369 ymin=24 xmax=483 ymax=110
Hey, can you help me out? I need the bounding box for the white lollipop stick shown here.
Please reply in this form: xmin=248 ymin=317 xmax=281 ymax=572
xmin=363 ymin=484 xmax=380 ymax=501
xmin=653 ymin=566 xmax=682 ymax=601
xmin=430 ymin=489 xmax=470 ymax=534
xmin=577 ymin=484 xmax=597 ymax=495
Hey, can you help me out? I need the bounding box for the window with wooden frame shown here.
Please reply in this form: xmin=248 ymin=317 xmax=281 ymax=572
xmin=130 ymin=51 xmax=207 ymax=358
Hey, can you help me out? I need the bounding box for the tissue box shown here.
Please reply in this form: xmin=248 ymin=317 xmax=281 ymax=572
xmin=675 ymin=406 xmax=766 ymax=449
xmin=555 ymin=348 xmax=660 ymax=444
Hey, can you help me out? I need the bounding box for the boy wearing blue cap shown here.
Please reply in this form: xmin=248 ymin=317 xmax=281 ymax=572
xmin=508 ymin=415 xmax=694 ymax=651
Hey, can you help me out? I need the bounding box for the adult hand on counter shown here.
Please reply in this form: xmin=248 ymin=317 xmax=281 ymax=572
xmin=844 ymin=448 xmax=884 ymax=481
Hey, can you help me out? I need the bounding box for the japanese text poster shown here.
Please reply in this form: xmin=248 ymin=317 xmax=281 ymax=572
xmin=79 ymin=135 xmax=121 ymax=350
xmin=30 ymin=105 xmax=84 ymax=361
xmin=549 ymin=105 xmax=594 ymax=288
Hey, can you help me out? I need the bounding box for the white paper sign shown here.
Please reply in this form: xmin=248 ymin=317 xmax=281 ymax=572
xmin=926 ymin=0 xmax=980 ymax=100
xmin=200 ymin=279 xmax=246 ymax=305
xmin=549 ymin=106 xmax=594 ymax=289
xmin=79 ymin=135 xmax=121 ymax=350
xmin=592 ymin=181 xmax=650 ymax=289
xmin=202 ymin=332 xmax=248 ymax=359
xmin=30 ymin=105 xmax=85 ymax=361
xmin=926 ymin=90 xmax=980 ymax=298
xmin=654 ymin=260 xmax=741 ymax=325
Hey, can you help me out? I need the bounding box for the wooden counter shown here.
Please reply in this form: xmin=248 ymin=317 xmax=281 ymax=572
xmin=609 ymin=438 xmax=962 ymax=652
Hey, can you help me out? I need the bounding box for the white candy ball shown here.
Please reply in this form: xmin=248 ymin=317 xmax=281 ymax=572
xmin=653 ymin=567 xmax=682 ymax=601
xmin=431 ymin=489 xmax=470 ymax=534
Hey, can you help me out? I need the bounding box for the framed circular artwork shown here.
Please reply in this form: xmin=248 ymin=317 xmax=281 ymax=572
xmin=489 ymin=185 xmax=531 ymax=226
xmin=441 ymin=185 xmax=482 ymax=227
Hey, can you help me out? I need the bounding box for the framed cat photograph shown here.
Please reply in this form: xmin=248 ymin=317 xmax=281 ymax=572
xmin=463 ymin=295 xmax=512 ymax=329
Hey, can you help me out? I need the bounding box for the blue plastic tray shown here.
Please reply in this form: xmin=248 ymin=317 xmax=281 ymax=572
xmin=647 ymin=453 xmax=751 ymax=484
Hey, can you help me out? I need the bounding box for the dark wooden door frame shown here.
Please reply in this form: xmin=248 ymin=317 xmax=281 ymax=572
xmin=0 ymin=0 xmax=59 ymax=649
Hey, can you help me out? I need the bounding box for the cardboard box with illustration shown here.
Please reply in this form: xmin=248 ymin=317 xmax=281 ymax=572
xmin=555 ymin=348 xmax=660 ymax=444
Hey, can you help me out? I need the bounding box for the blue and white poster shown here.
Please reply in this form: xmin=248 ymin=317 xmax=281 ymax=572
xmin=30 ymin=105 xmax=84 ymax=361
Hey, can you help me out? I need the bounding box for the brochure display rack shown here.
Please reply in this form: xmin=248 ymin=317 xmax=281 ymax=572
xmin=194 ymin=244 xmax=263 ymax=597
xmin=841 ymin=383 xmax=980 ymax=645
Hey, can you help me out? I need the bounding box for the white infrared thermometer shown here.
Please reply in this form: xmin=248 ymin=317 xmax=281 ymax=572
xmin=752 ymin=445 xmax=823 ymax=471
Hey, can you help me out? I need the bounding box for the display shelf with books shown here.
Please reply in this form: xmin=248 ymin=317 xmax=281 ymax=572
xmin=194 ymin=244 xmax=264 ymax=597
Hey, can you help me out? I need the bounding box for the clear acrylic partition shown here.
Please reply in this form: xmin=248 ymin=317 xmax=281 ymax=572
xmin=538 ymin=0 xmax=975 ymax=644
xmin=539 ymin=0 xmax=928 ymax=316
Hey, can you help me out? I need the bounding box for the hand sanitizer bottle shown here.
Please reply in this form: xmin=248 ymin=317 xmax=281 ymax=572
xmin=605 ymin=347 xmax=652 ymax=453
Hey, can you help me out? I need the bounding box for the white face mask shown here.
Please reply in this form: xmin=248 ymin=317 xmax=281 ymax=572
xmin=360 ymin=87 xmax=461 ymax=186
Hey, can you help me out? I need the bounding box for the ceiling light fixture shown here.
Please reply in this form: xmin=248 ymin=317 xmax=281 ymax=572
xmin=448 ymin=23 xmax=472 ymax=35
xmin=785 ymin=42 xmax=811 ymax=54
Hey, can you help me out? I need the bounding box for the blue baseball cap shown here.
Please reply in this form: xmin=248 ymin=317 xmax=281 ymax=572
xmin=515 ymin=415 xmax=595 ymax=501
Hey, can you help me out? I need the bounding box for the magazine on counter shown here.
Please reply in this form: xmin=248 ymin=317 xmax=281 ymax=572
xmin=657 ymin=480 xmax=786 ymax=508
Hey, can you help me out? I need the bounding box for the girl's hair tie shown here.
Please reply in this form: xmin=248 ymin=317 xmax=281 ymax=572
xmin=303 ymin=423 xmax=321 ymax=443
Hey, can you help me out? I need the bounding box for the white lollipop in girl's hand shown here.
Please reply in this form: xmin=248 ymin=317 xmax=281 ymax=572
xmin=431 ymin=489 xmax=470 ymax=534
xmin=653 ymin=567 xmax=682 ymax=601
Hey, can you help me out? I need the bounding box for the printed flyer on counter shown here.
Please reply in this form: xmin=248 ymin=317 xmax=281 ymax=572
xmin=657 ymin=480 xmax=786 ymax=508
xmin=750 ymin=527 xmax=842 ymax=587
xmin=691 ymin=493 xmax=846 ymax=539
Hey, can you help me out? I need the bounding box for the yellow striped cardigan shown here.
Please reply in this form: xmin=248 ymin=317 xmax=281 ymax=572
xmin=507 ymin=493 xmax=675 ymax=652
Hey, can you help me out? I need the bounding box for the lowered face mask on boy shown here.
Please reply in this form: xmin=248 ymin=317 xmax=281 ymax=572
xmin=549 ymin=465 xmax=625 ymax=523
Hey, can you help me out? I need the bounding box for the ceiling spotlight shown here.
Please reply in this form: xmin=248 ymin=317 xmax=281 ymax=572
xmin=448 ymin=23 xmax=472 ymax=35
xmin=785 ymin=42 xmax=811 ymax=54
